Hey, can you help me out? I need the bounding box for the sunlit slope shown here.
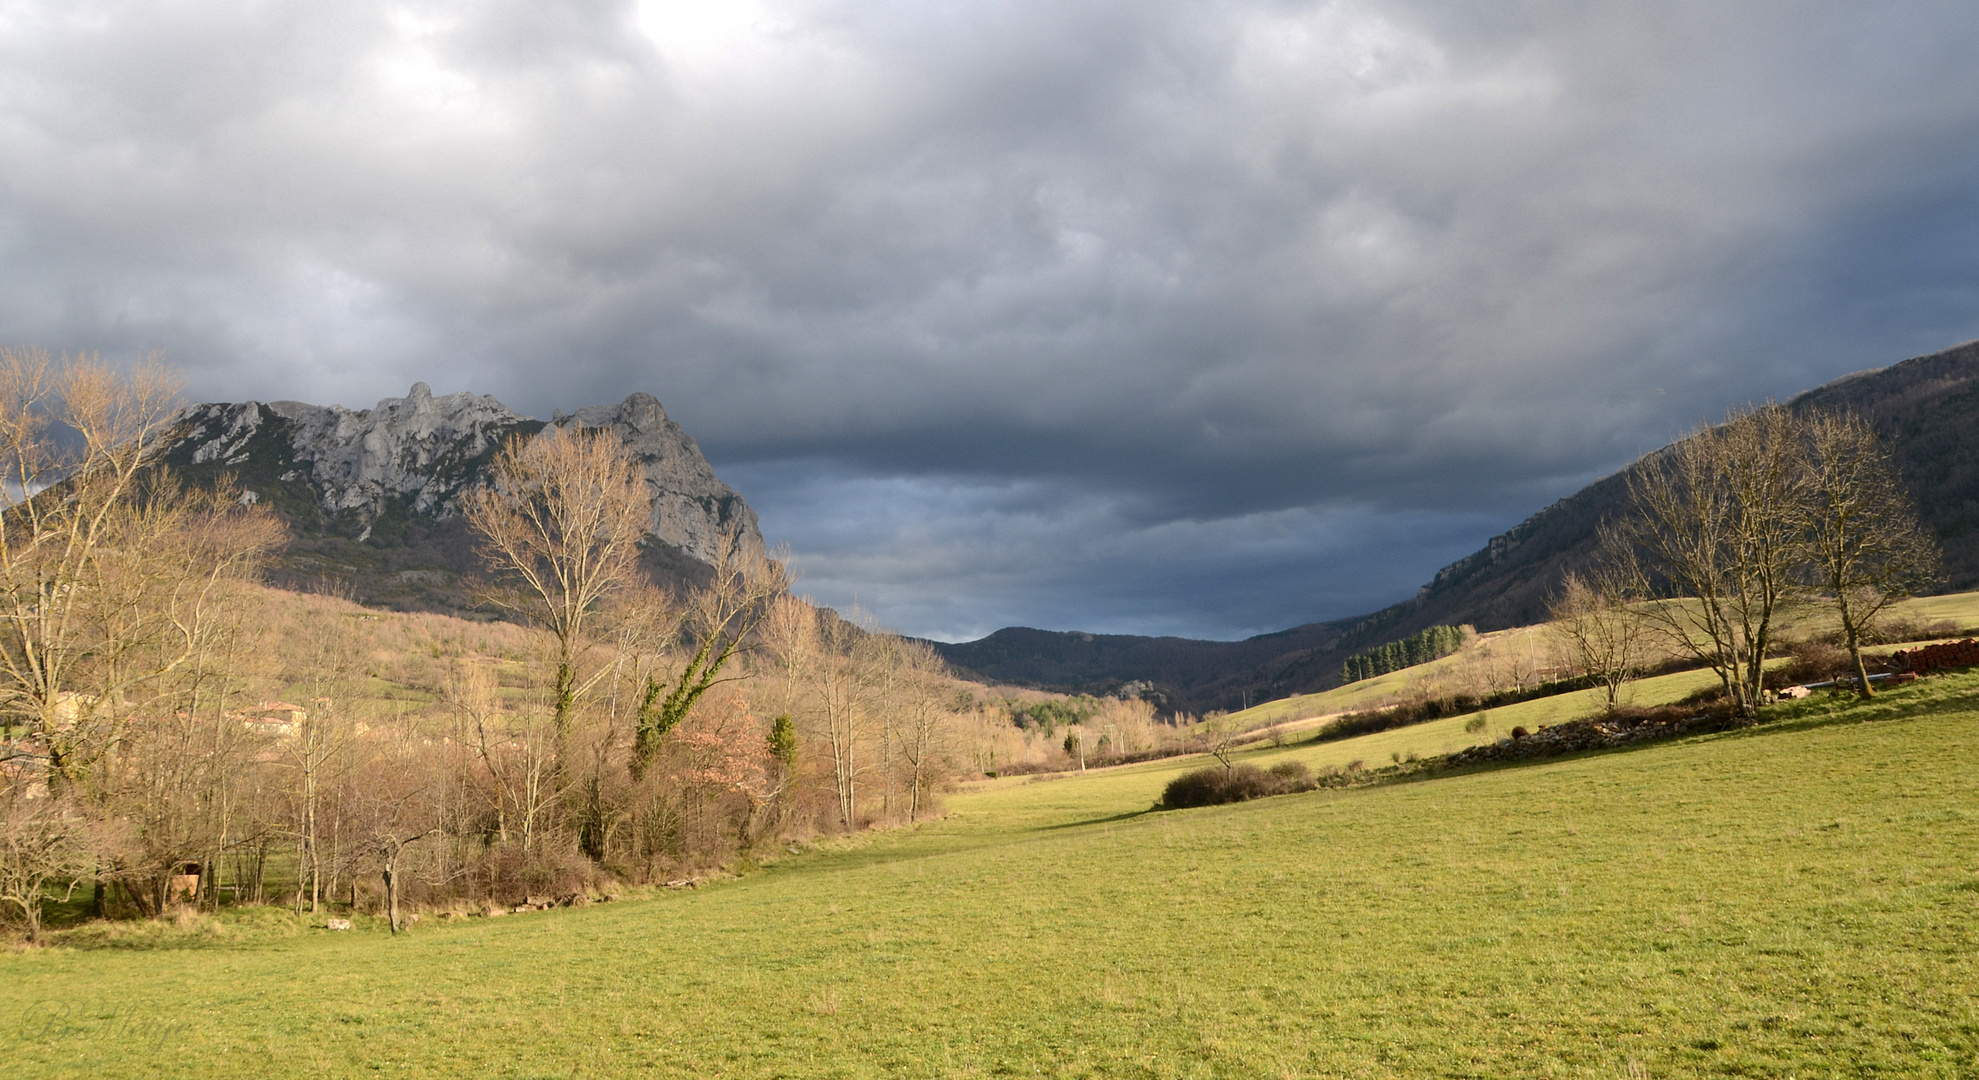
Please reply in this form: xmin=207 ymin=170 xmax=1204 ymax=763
xmin=1224 ymin=588 xmax=1979 ymax=734
xmin=8 ymin=676 xmax=1979 ymax=1077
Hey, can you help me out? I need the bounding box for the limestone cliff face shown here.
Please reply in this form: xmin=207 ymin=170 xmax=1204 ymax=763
xmin=555 ymin=392 xmax=764 ymax=563
xmin=163 ymin=382 xmax=763 ymax=568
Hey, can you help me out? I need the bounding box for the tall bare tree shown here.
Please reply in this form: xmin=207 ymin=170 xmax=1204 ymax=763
xmin=1612 ymin=404 xmax=1810 ymax=721
xmin=783 ymin=604 xmax=873 ymax=830
xmin=0 ymin=349 xmax=280 ymax=791
xmin=1547 ymin=568 xmax=1646 ymax=708
xmin=893 ymin=639 xmax=954 ymax=822
xmin=351 ymin=730 xmax=439 ymax=934
xmin=1801 ymin=410 xmax=1940 ymax=697
xmin=859 ymin=627 xmax=908 ymax=819
xmin=463 ymin=427 xmax=651 ymax=741
xmin=285 ymin=633 xmax=361 ymax=914
xmin=447 ymin=659 xmax=563 ymax=852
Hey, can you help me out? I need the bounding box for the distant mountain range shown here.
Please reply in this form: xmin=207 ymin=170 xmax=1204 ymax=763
xmin=932 ymin=338 xmax=1979 ymax=713
xmin=160 ymin=383 xmax=763 ymax=611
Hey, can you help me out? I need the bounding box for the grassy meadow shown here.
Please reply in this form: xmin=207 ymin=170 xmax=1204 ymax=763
xmin=8 ymin=667 xmax=1979 ymax=1077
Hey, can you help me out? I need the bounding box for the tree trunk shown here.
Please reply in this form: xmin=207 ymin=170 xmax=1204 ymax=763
xmin=554 ymin=656 xmax=576 ymax=739
xmin=1842 ymin=610 xmax=1876 ymax=699
xmin=383 ymin=861 xmax=401 ymax=934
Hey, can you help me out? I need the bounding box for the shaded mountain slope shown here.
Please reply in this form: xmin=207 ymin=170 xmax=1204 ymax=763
xmin=929 ymin=621 xmax=1355 ymax=714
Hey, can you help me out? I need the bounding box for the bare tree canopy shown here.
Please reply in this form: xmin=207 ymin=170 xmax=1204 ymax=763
xmin=1611 ymin=404 xmax=1810 ymax=721
xmin=1548 ymin=568 xmax=1645 ymax=709
xmin=0 ymin=348 xmax=283 ymax=789
xmin=463 ymin=427 xmax=652 ymax=737
xmin=1801 ymin=411 xmax=1940 ymax=697
xmin=1609 ymin=402 xmax=1939 ymax=714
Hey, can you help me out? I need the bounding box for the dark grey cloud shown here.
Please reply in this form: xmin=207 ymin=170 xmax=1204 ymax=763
xmin=2 ymin=1 xmax=1977 ymax=639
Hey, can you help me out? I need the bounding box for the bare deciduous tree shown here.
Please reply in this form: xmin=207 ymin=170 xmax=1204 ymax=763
xmin=0 ymin=787 xmax=93 ymax=942
xmin=463 ymin=427 xmax=651 ymax=741
xmin=1548 ymin=567 xmax=1646 ymax=708
xmin=1195 ymin=712 xmax=1244 ymax=771
xmin=774 ymin=602 xmax=875 ymax=830
xmin=351 ymin=732 xmax=439 ymax=934
xmin=285 ymin=633 xmax=360 ymax=914
xmin=0 ymin=349 xmax=280 ymax=791
xmin=894 ymin=640 xmax=955 ymax=821
xmin=1801 ymin=411 xmax=1940 ymax=697
xmin=1612 ymin=405 xmax=1810 ymax=721
xmin=447 ymin=659 xmax=563 ymax=852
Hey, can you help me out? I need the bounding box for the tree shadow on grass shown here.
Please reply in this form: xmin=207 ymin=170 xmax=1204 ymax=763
xmin=1038 ymin=810 xmax=1151 ymax=832
xmin=1718 ymin=685 xmax=1975 ymax=742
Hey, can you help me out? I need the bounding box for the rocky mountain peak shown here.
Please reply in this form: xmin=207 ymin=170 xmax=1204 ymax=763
xmin=550 ymin=391 xmax=763 ymax=564
xmin=158 ymin=383 xmax=764 ymax=609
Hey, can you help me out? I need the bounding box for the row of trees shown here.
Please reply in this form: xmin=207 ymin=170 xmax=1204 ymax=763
xmin=1339 ymin=625 xmax=1468 ymax=684
xmin=1553 ymin=404 xmax=1938 ymax=718
xmin=0 ymin=351 xmax=989 ymax=941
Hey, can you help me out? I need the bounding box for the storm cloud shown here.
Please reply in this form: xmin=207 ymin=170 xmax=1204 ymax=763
xmin=3 ymin=1 xmax=1977 ymax=639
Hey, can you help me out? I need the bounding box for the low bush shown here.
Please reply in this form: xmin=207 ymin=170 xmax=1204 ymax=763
xmin=1773 ymin=638 xmax=1856 ymax=686
xmin=1267 ymin=760 xmax=1312 ymax=784
xmin=1674 ymin=682 xmax=1728 ymax=708
xmin=1157 ymin=763 xmax=1317 ymax=810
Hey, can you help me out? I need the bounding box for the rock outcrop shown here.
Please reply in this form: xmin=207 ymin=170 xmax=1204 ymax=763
xmin=553 ymin=392 xmax=762 ymax=564
xmin=158 ymin=383 xmax=764 ymax=610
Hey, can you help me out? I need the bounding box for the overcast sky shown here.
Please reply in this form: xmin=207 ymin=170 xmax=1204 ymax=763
xmin=3 ymin=1 xmax=1977 ymax=641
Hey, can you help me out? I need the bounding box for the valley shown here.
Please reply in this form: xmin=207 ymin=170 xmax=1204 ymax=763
xmin=7 ymin=661 xmax=1978 ymax=1077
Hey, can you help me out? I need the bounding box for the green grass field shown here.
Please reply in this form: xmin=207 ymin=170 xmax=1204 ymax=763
xmin=8 ymin=673 xmax=1979 ymax=1077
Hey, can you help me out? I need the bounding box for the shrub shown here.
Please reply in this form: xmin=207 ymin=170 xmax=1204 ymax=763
xmin=1775 ymin=638 xmax=1851 ymax=686
xmin=471 ymin=840 xmax=602 ymax=906
xmin=1267 ymin=760 xmax=1312 ymax=784
xmin=1157 ymin=763 xmax=1317 ymax=809
xmin=1675 ymin=683 xmax=1728 ymax=708
xmin=1464 ymin=715 xmax=1488 ymax=734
